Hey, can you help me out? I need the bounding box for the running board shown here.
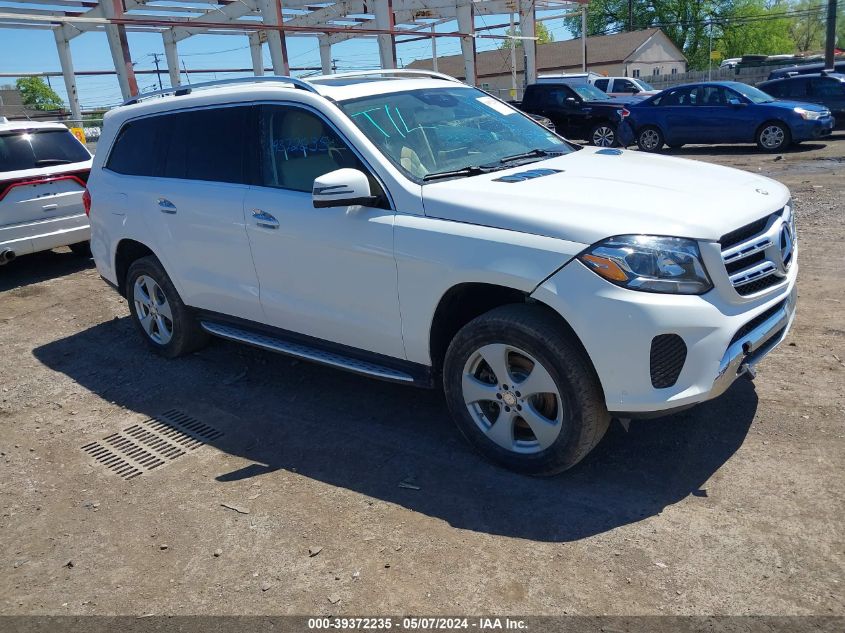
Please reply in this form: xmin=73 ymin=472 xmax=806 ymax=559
xmin=200 ymin=321 xmax=415 ymax=384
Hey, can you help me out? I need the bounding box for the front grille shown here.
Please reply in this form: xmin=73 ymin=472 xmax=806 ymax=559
xmin=650 ymin=334 xmax=687 ymax=389
xmin=719 ymin=205 xmax=794 ymax=297
xmin=729 ymin=300 xmax=786 ymax=346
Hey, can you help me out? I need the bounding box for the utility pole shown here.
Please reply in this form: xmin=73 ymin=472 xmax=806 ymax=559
xmin=581 ymin=5 xmax=587 ymax=72
xmin=628 ymin=0 xmax=633 ymax=31
xmin=708 ymin=20 xmax=713 ymax=81
xmin=151 ymin=53 xmax=163 ymax=90
xmin=510 ymin=12 xmax=517 ymax=98
xmin=825 ymin=0 xmax=838 ymax=70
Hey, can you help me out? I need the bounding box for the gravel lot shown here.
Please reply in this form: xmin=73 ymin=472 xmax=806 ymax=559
xmin=1 ymin=137 xmax=843 ymax=617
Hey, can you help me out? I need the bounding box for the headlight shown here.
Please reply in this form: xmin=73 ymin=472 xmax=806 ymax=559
xmin=784 ymin=198 xmax=797 ymax=244
xmin=794 ymin=107 xmax=824 ymax=120
xmin=578 ymin=235 xmax=712 ymax=294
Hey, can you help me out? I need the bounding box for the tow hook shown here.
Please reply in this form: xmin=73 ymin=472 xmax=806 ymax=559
xmin=742 ymin=363 xmax=757 ymax=380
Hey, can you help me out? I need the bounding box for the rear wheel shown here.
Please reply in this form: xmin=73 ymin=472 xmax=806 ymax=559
xmin=126 ymin=256 xmax=209 ymax=358
xmin=756 ymin=121 xmax=791 ymax=152
xmin=443 ymin=305 xmax=610 ymax=476
xmin=589 ymin=122 xmax=618 ymax=147
xmin=637 ymin=126 xmax=664 ymax=152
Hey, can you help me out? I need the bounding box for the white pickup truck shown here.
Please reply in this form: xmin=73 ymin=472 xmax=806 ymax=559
xmin=87 ymin=71 xmax=797 ymax=475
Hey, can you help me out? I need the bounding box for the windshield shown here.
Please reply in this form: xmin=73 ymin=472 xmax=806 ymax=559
xmin=0 ymin=129 xmax=90 ymax=172
xmin=636 ymin=80 xmax=655 ymax=91
xmin=731 ymin=84 xmax=775 ymax=104
xmin=573 ymin=84 xmax=611 ymax=101
xmin=339 ymin=87 xmax=571 ymax=181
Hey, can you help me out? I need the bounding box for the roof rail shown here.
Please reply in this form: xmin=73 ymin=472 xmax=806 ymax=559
xmin=311 ymin=69 xmax=463 ymax=84
xmin=122 ymin=75 xmax=320 ymax=106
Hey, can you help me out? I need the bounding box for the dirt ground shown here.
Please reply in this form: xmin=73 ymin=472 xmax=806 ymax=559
xmin=1 ymin=137 xmax=843 ymax=617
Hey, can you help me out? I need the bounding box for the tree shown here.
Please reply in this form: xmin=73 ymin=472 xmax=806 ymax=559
xmin=716 ymin=0 xmax=795 ymax=59
xmin=564 ymin=0 xmax=797 ymax=71
xmin=789 ymin=0 xmax=825 ymax=51
xmin=499 ymin=21 xmax=554 ymax=49
xmin=16 ymin=77 xmax=64 ymax=111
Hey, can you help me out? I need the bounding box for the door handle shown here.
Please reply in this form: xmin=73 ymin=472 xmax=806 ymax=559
xmin=157 ymin=198 xmax=177 ymax=214
xmin=252 ymin=209 xmax=279 ymax=229
xmin=42 ymin=203 xmax=58 ymax=211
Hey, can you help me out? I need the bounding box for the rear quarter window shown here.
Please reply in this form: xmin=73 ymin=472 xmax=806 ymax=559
xmin=106 ymin=117 xmax=163 ymax=176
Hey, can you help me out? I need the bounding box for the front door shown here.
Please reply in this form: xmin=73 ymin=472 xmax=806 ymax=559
xmin=242 ymin=104 xmax=405 ymax=359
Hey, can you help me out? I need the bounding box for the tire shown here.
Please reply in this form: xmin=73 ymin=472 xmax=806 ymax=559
xmin=126 ymin=255 xmax=209 ymax=358
xmin=756 ymin=121 xmax=791 ymax=152
xmin=589 ymin=122 xmax=618 ymax=147
xmin=68 ymin=241 xmax=91 ymax=257
xmin=637 ymin=126 xmax=664 ymax=152
xmin=442 ymin=304 xmax=611 ymax=476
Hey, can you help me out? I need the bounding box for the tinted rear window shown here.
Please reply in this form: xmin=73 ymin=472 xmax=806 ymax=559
xmin=107 ymin=106 xmax=250 ymax=183
xmin=0 ymin=129 xmax=90 ymax=172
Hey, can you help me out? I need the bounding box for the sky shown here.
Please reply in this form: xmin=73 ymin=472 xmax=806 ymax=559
xmin=0 ymin=9 xmax=574 ymax=110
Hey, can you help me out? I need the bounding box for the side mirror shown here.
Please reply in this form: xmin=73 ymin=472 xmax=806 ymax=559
xmin=312 ymin=168 xmax=378 ymax=209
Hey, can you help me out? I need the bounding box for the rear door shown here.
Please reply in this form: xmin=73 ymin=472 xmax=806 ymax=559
xmin=106 ymin=106 xmax=263 ymax=323
xmin=649 ymin=86 xmax=701 ymax=143
xmin=0 ymin=128 xmax=91 ymax=227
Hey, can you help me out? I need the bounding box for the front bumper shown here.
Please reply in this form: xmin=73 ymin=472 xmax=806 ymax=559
xmin=792 ymin=116 xmax=834 ymax=141
xmin=531 ymin=254 xmax=798 ymax=415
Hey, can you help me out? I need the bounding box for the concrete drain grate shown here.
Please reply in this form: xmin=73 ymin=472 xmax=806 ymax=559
xmin=81 ymin=409 xmax=224 ymax=480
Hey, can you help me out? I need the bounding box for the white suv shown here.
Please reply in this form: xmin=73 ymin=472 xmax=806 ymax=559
xmin=1 ymin=118 xmax=93 ymax=264
xmin=88 ymin=71 xmax=797 ymax=475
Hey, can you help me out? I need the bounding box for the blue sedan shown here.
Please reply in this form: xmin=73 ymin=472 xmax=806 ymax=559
xmin=624 ymin=81 xmax=834 ymax=152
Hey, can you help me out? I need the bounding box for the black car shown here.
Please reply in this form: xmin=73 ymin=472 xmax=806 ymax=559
xmin=513 ymin=82 xmax=636 ymax=147
xmin=767 ymin=61 xmax=845 ymax=80
xmin=759 ymin=72 xmax=845 ymax=128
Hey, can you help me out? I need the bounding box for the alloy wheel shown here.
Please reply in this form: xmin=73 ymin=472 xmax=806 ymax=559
xmin=461 ymin=343 xmax=566 ymax=454
xmin=592 ymin=126 xmax=616 ymax=147
xmin=640 ymin=129 xmax=660 ymax=150
xmin=760 ymin=125 xmax=785 ymax=149
xmin=133 ymin=274 xmax=174 ymax=345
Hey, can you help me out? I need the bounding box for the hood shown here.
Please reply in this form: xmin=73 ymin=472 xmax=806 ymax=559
xmin=585 ymin=97 xmax=637 ymax=107
xmin=769 ymin=99 xmax=830 ymax=112
xmin=421 ymin=147 xmax=790 ymax=245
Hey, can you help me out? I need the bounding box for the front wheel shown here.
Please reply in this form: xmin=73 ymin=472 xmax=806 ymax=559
xmin=756 ymin=121 xmax=791 ymax=152
xmin=590 ymin=122 xmax=618 ymax=147
xmin=443 ymin=305 xmax=610 ymax=476
xmin=637 ymin=126 xmax=664 ymax=152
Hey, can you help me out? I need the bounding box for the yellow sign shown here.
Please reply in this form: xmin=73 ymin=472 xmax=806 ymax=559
xmin=710 ymin=51 xmax=723 ymax=61
xmin=69 ymin=127 xmax=86 ymax=144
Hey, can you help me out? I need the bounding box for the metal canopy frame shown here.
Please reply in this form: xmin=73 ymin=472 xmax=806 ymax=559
xmin=1 ymin=0 xmax=589 ymax=117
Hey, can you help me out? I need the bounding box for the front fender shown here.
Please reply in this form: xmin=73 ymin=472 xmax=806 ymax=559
xmin=394 ymin=214 xmax=586 ymax=364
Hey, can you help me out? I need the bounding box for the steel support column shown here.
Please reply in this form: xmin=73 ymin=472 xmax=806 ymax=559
xmin=249 ymin=32 xmax=265 ymax=75
xmin=259 ymin=0 xmax=290 ymax=75
xmin=102 ymin=0 xmax=138 ymax=99
xmin=374 ymin=0 xmax=397 ymax=69
xmin=456 ymin=2 xmax=476 ymax=85
xmin=318 ymin=35 xmax=332 ymax=74
xmin=53 ymin=29 xmax=82 ymax=120
xmin=519 ymin=0 xmax=537 ymax=86
xmin=162 ymin=30 xmax=181 ymax=87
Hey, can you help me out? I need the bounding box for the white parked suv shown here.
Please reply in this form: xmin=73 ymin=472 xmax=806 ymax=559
xmin=0 ymin=117 xmax=93 ymax=264
xmin=88 ymin=71 xmax=797 ymax=475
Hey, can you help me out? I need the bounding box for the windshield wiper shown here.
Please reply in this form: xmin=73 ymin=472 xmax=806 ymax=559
xmin=422 ymin=165 xmax=495 ymax=181
xmin=34 ymin=159 xmax=72 ymax=166
xmin=496 ymin=148 xmax=564 ymax=164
